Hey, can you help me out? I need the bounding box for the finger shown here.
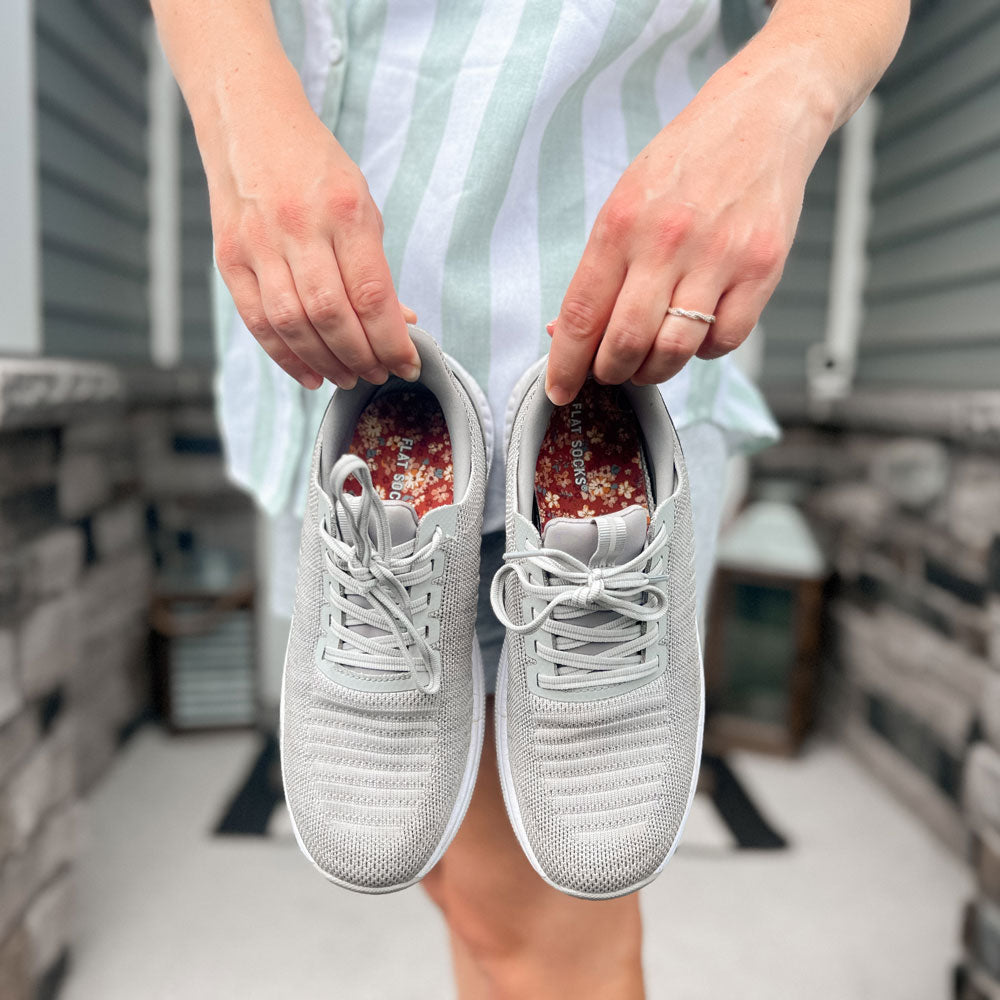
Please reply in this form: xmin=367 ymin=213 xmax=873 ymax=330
xmin=696 ymin=279 xmax=774 ymax=360
xmin=256 ymin=256 xmax=360 ymax=388
xmin=223 ymin=263 xmax=328 ymax=389
xmin=631 ymin=275 xmax=721 ymax=385
xmin=330 ymin=209 xmax=421 ymax=380
xmin=285 ymin=240 xmax=389 ymax=383
xmin=546 ymin=239 xmax=627 ymax=405
xmin=591 ymin=265 xmax=674 ymax=385
xmin=401 ymin=303 xmax=418 ymax=324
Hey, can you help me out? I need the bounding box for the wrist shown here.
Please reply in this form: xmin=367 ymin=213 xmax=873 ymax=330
xmin=187 ymin=51 xmax=312 ymax=173
xmin=706 ymin=31 xmax=840 ymax=154
xmin=725 ymin=0 xmax=910 ymax=136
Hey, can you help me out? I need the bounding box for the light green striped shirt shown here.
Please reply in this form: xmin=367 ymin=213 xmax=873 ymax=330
xmin=210 ymin=0 xmax=780 ymax=532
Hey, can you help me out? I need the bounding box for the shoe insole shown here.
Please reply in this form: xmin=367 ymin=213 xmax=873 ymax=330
xmin=534 ymin=380 xmax=650 ymax=529
xmin=346 ymin=385 xmax=454 ymax=517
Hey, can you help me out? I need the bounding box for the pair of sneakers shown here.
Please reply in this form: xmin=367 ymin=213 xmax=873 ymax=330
xmin=279 ymin=328 xmax=704 ymax=900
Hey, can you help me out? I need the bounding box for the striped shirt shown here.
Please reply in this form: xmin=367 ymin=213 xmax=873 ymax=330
xmin=210 ymin=0 xmax=780 ymax=534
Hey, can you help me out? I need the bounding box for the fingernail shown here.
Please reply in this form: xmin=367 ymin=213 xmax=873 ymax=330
xmin=545 ymin=319 xmax=556 ymax=332
xmin=398 ymin=362 xmax=421 ymax=382
xmin=545 ymin=383 xmax=571 ymax=406
xmin=363 ymin=366 xmax=389 ymax=384
xmin=336 ymin=375 xmax=358 ymax=391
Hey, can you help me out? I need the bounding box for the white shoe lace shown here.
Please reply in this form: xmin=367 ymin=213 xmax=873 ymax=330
xmin=319 ymin=455 xmax=443 ymax=693
xmin=490 ymin=524 xmax=670 ymax=691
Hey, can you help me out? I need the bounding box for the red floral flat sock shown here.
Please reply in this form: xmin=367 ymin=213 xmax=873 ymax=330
xmin=346 ymin=385 xmax=454 ymax=517
xmin=534 ymin=379 xmax=651 ymax=530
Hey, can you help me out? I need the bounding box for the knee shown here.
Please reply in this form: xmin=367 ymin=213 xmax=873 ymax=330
xmin=427 ymin=860 xmax=645 ymax=998
xmin=429 ymin=858 xmax=538 ymax=962
xmin=433 ymin=860 xmax=640 ymax=963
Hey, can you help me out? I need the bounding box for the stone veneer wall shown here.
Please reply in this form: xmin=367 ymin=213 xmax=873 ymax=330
xmin=751 ymin=388 xmax=1000 ymax=999
xmin=0 ymin=359 xmax=249 ymax=1000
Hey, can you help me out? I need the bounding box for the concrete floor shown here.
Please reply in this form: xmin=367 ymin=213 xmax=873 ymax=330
xmin=61 ymin=726 xmax=969 ymax=1000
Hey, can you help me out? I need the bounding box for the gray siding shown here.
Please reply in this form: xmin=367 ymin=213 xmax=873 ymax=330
xmin=757 ymin=140 xmax=840 ymax=388
xmin=759 ymin=0 xmax=1000 ymax=394
xmin=858 ymin=0 xmax=1000 ymax=388
xmin=36 ymin=0 xmax=215 ymax=366
xmin=181 ymin=113 xmax=215 ymax=363
xmin=36 ymin=0 xmax=151 ymax=361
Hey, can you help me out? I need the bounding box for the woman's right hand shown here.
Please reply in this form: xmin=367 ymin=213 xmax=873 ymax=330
xmin=205 ymin=93 xmax=420 ymax=390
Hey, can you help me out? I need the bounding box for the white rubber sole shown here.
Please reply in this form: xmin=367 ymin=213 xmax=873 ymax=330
xmin=278 ymin=348 xmax=494 ymax=894
xmin=493 ymin=355 xmax=706 ymax=899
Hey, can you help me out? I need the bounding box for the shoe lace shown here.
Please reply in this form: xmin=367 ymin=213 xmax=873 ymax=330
xmin=319 ymin=455 xmax=443 ymax=693
xmin=490 ymin=523 xmax=670 ymax=692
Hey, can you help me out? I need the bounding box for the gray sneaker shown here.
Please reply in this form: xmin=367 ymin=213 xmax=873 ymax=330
xmin=280 ymin=327 xmax=492 ymax=893
xmin=491 ymin=359 xmax=704 ymax=899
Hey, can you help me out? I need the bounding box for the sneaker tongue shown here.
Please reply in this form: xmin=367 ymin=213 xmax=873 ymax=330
xmin=380 ymin=499 xmax=418 ymax=547
xmin=333 ymin=480 xmax=418 ymax=548
xmin=541 ymin=505 xmax=648 ymax=566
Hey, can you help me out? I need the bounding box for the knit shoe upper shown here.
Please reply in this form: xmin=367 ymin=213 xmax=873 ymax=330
xmin=492 ymin=364 xmax=704 ymax=899
xmin=280 ymin=327 xmax=490 ymax=893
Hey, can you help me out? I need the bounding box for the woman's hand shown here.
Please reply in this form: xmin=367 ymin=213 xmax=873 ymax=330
xmin=545 ymin=58 xmax=835 ymax=405
xmin=545 ymin=0 xmax=913 ymax=406
xmin=149 ymin=0 xmax=421 ymax=391
xmin=207 ymin=93 xmax=420 ymax=391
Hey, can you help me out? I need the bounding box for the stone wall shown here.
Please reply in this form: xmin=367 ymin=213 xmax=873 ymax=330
xmin=0 ymin=359 xmax=251 ymax=1000
xmin=752 ymin=388 xmax=1000 ymax=999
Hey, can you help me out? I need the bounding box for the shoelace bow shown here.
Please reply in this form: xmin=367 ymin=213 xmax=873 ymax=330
xmin=490 ymin=524 xmax=670 ymax=691
xmin=319 ymin=454 xmax=442 ymax=693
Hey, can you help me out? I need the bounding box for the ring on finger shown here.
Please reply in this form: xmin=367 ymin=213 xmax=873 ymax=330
xmin=666 ymin=305 xmax=716 ymax=324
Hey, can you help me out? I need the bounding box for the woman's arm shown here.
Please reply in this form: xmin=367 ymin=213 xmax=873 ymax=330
xmin=149 ymin=0 xmax=421 ymax=390
xmin=545 ymin=0 xmax=910 ymax=404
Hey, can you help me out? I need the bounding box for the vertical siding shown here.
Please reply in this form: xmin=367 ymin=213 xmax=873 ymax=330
xmin=36 ymin=0 xmax=151 ymax=361
xmin=757 ymin=140 xmax=840 ymax=388
xmin=180 ymin=112 xmax=215 ymax=363
xmin=858 ymin=0 xmax=1000 ymax=387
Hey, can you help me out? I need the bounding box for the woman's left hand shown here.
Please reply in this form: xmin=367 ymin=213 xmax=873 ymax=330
xmin=544 ymin=56 xmax=835 ymax=405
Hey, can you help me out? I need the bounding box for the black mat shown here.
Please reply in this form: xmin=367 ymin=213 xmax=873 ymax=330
xmin=702 ymin=753 xmax=787 ymax=850
xmin=215 ymin=733 xmax=282 ymax=836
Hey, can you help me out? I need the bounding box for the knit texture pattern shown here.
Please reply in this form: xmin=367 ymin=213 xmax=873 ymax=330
xmin=282 ymin=353 xmax=486 ymax=890
xmin=502 ymin=376 xmax=701 ymax=897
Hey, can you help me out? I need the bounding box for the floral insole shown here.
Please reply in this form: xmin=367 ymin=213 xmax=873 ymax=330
xmin=346 ymin=386 xmax=454 ymax=516
xmin=534 ymin=380 xmax=651 ymax=529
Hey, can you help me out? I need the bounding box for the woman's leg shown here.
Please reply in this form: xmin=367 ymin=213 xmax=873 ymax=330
xmin=424 ymin=701 xmax=646 ymax=1000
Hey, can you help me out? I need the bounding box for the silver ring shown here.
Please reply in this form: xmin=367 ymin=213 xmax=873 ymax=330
xmin=666 ymin=306 xmax=716 ymax=324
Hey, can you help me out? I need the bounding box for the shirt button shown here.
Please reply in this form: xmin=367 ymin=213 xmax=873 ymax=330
xmin=329 ymin=37 xmax=344 ymax=64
